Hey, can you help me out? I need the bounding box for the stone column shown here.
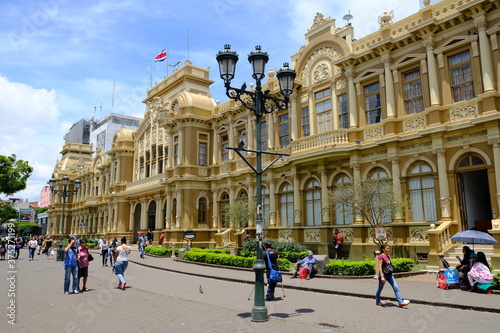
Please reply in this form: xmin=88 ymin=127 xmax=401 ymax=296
xmin=351 ymin=162 xmax=363 ymax=224
xmin=247 ymin=115 xmax=254 ymax=151
xmin=474 ymin=14 xmax=495 ymax=92
xmin=382 ymin=53 xmax=396 ymax=118
xmin=268 ymin=113 xmax=276 ymax=149
xmin=292 ymin=169 xmax=301 ymax=226
xmin=269 ymin=177 xmax=277 ymax=227
xmin=290 ymin=96 xmax=299 ymax=141
xmin=178 ymin=129 xmax=184 ymax=165
xmin=423 ymin=37 xmax=441 ymax=106
xmin=228 ymin=116 xmax=235 ymax=160
xmin=488 ymin=138 xmax=500 ymax=213
xmin=128 ymin=202 xmax=134 ymax=231
xmin=320 ymin=167 xmax=330 ymax=225
xmin=433 ymin=148 xmax=451 ymax=220
xmin=166 ymin=128 xmax=173 ymax=168
xmin=388 ymin=156 xmax=403 ymax=221
xmin=212 ymin=124 xmax=219 ymax=165
xmin=154 ymin=195 xmax=163 ymax=230
xmin=212 ymin=189 xmax=219 ymax=229
xmin=307 ymin=90 xmax=316 ymax=135
xmin=165 ymin=191 xmax=172 ymax=229
xmin=175 ymin=189 xmax=182 ymax=229
xmin=346 ymin=66 xmax=358 ymax=128
xmin=140 ymin=199 xmax=148 ymax=230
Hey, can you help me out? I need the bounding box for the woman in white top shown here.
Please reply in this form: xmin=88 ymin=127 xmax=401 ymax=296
xmin=99 ymin=236 xmax=109 ymax=267
xmin=28 ymin=236 xmax=38 ymax=261
xmin=113 ymin=237 xmax=131 ymax=290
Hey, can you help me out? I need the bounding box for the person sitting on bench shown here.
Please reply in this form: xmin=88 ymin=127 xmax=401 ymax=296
xmin=291 ymin=251 xmax=317 ymax=280
xmin=467 ymin=251 xmax=493 ymax=292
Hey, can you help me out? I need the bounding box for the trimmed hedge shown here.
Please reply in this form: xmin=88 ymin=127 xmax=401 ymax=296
xmin=325 ymin=258 xmax=415 ymax=276
xmin=325 ymin=260 xmax=375 ymax=276
xmin=182 ymin=250 xmax=292 ymax=270
xmin=493 ymin=273 xmax=500 ymax=289
xmin=145 ymin=246 xmax=178 ymax=256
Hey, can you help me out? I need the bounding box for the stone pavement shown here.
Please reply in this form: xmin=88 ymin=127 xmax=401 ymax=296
xmin=132 ymin=252 xmax=500 ymax=314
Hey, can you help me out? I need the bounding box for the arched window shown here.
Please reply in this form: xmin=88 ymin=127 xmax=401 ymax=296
xmin=279 ymin=183 xmax=294 ymax=227
xmin=198 ymin=197 xmax=207 ymax=224
xmin=305 ymin=179 xmax=321 ymax=226
xmin=458 ymin=154 xmax=485 ymax=168
xmin=262 ymin=187 xmax=270 ymax=227
xmin=333 ymin=174 xmax=353 ymax=225
xmin=219 ymin=192 xmax=230 ymax=228
xmin=408 ymin=162 xmax=437 ymax=222
xmin=369 ymin=168 xmax=391 ymax=223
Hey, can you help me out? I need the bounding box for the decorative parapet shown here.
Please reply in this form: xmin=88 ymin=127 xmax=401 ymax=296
xmin=292 ymin=130 xmax=348 ymax=153
xmin=450 ymin=103 xmax=478 ymax=122
xmin=304 ymin=229 xmax=321 ymax=242
xmin=364 ymin=126 xmax=384 ymax=141
xmin=409 ymin=226 xmax=430 ymax=243
xmin=126 ymin=173 xmax=164 ymax=190
xmin=403 ymin=115 xmax=426 ymax=133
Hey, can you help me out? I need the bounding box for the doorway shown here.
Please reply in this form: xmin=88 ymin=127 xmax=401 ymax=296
xmin=457 ymin=169 xmax=492 ymax=231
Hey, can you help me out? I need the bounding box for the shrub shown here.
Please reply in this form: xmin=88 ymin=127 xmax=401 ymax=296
xmin=392 ymin=258 xmax=414 ymax=273
xmin=86 ymin=243 xmax=96 ymax=249
xmin=493 ymin=273 xmax=500 ymax=289
xmin=325 ymin=260 xmax=375 ymax=276
xmin=181 ymin=250 xmax=292 ymax=270
xmin=145 ymin=246 xmax=177 ymax=256
xmin=241 ymin=239 xmax=308 ymax=254
xmin=11 ymin=222 xmax=40 ymax=236
xmin=189 ymin=248 xmax=231 ymax=255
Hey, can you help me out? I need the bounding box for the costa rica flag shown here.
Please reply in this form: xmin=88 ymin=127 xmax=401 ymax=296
xmin=155 ymin=49 xmax=167 ymax=62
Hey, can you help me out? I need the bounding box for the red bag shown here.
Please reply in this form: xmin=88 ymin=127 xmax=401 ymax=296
xmin=299 ymin=267 xmax=309 ymax=279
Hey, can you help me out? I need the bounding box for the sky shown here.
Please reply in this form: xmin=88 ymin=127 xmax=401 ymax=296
xmin=0 ymin=0 xmax=427 ymax=203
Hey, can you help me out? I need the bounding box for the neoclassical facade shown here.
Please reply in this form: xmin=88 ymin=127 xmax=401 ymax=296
xmin=48 ymin=0 xmax=500 ymax=268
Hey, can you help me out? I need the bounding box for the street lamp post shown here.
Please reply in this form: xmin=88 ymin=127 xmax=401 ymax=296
xmin=216 ymin=44 xmax=296 ymax=322
xmin=49 ymin=176 xmax=81 ymax=260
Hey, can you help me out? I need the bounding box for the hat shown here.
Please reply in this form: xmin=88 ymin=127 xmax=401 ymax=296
xmin=307 ymin=251 xmax=313 ymax=256
xmin=81 ymin=238 xmax=88 ymax=243
xmin=70 ymin=236 xmax=77 ymax=240
xmin=264 ymin=241 xmax=272 ymax=248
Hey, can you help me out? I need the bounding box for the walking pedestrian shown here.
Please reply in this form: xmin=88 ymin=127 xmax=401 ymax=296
xmin=42 ymin=235 xmax=53 ymax=259
xmin=138 ymin=232 xmax=146 ymax=259
xmin=98 ymin=236 xmax=109 ymax=266
xmin=147 ymin=228 xmax=153 ymax=246
xmin=113 ymin=237 xmax=131 ymax=290
xmin=63 ymin=236 xmax=79 ymax=295
xmin=77 ymin=238 xmax=90 ymax=292
xmin=37 ymin=235 xmax=43 ymax=255
xmin=28 ymin=236 xmax=37 ymax=261
xmin=14 ymin=234 xmax=23 ymax=259
xmin=263 ymin=241 xmax=279 ymax=301
xmin=108 ymin=237 xmax=117 ymax=266
xmin=375 ymin=243 xmax=410 ymax=307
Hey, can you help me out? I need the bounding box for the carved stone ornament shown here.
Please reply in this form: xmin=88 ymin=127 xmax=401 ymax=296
xmin=450 ymin=103 xmax=478 ymax=122
xmin=301 ymin=47 xmax=341 ymax=86
xmin=304 ymin=229 xmax=321 ymax=242
xmin=308 ymin=12 xmax=333 ymax=32
xmin=403 ymin=116 xmax=426 ymax=132
xmin=278 ymin=229 xmax=294 ymax=242
xmin=312 ymin=62 xmax=331 ymax=83
xmin=364 ymin=127 xmax=384 ymax=141
xmin=336 ymin=79 xmax=346 ymax=91
xmin=410 ymin=227 xmax=429 ymax=243
xmin=300 ymin=94 xmax=309 ymax=104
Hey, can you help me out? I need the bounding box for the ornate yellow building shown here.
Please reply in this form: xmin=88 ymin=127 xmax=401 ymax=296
xmin=49 ymin=0 xmax=500 ymax=269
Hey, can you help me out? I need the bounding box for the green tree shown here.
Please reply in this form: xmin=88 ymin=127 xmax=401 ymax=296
xmin=223 ymin=199 xmax=256 ymax=229
xmin=0 ymin=202 xmax=18 ymax=223
xmin=34 ymin=207 xmax=48 ymax=220
xmin=0 ymin=154 xmax=33 ymax=196
xmin=330 ymin=178 xmax=410 ymax=246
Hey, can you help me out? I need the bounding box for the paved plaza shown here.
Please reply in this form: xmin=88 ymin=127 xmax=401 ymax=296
xmin=1 ymin=248 xmax=499 ymax=332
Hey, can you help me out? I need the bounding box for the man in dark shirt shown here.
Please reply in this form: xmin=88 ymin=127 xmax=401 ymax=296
xmin=263 ymin=241 xmax=279 ymax=301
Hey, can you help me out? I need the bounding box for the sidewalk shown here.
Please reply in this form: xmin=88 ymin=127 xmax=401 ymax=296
xmin=131 ymin=253 xmax=500 ymax=314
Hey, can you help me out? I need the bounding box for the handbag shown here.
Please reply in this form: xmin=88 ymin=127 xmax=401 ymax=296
xmin=266 ymin=251 xmax=282 ymax=283
xmin=383 ymin=262 xmax=394 ymax=275
xmin=88 ymin=254 xmax=94 ymax=261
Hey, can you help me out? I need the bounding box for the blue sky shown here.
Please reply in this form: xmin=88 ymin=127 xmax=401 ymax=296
xmin=0 ymin=0 xmax=424 ymax=202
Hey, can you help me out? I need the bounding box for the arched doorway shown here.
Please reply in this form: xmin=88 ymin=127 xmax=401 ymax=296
xmin=133 ymin=203 xmax=141 ymax=243
xmin=456 ymin=154 xmax=492 ymax=231
xmin=148 ymin=201 xmax=157 ymax=238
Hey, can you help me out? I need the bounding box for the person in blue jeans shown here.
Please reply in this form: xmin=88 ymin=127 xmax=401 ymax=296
xmin=113 ymin=237 xmax=131 ymax=290
xmin=64 ymin=236 xmax=79 ymax=295
xmin=138 ymin=232 xmax=146 ymax=259
xmin=375 ymin=243 xmax=410 ymax=307
xmin=263 ymin=241 xmax=279 ymax=301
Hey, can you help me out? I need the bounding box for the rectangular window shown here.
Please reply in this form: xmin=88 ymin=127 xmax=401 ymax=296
xmin=365 ymin=83 xmax=381 ymax=124
xmin=278 ymin=114 xmax=289 ymax=147
xmin=260 ymin=122 xmax=267 ymax=151
xmin=403 ymin=69 xmax=424 ymax=114
xmin=173 ymin=144 xmax=178 ymax=166
xmin=301 ymin=107 xmax=310 ymax=136
xmin=315 ymin=88 xmax=332 ymax=133
xmin=449 ymin=51 xmax=474 ymax=102
xmin=338 ymin=94 xmax=349 ymax=129
xmin=96 ymin=130 xmax=106 ymax=149
xmin=238 ymin=128 xmax=247 ymax=156
xmin=199 ymin=142 xmax=207 ymax=166
xmin=152 ymin=145 xmax=157 ymax=160
xmin=221 ymin=135 xmax=229 ymax=162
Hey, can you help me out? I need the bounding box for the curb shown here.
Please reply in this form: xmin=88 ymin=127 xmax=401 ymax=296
xmin=129 ymin=258 xmax=500 ymax=314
